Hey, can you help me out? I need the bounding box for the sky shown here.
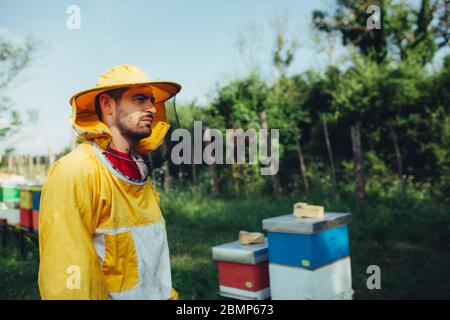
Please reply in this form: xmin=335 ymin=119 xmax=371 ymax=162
xmin=0 ymin=0 xmax=446 ymax=155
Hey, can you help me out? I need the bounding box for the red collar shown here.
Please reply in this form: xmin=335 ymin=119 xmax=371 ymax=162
xmin=104 ymin=147 xmax=142 ymax=181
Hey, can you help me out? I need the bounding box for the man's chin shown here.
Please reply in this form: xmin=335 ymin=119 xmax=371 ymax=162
xmin=125 ymin=129 xmax=152 ymax=142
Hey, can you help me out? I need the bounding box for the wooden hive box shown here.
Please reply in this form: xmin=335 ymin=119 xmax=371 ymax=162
xmin=269 ymin=257 xmax=353 ymax=300
xmin=31 ymin=186 xmax=42 ymax=233
xmin=31 ymin=187 xmax=42 ymax=212
xmin=32 ymin=210 xmax=39 ymax=233
xmin=262 ymin=212 xmax=351 ymax=269
xmin=19 ymin=186 xmax=33 ymax=210
xmin=20 ymin=208 xmax=33 ymax=229
xmin=212 ymin=239 xmax=270 ymax=300
xmin=0 ymin=185 xmax=20 ymax=203
xmin=1 ymin=207 xmax=20 ymax=226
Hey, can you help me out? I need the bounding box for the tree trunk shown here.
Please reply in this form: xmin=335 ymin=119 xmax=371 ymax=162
xmin=389 ymin=122 xmax=405 ymax=195
xmin=209 ymin=163 xmax=219 ymax=195
xmin=322 ymin=115 xmax=337 ymax=197
xmin=36 ymin=155 xmax=41 ymax=176
xmin=191 ymin=136 xmax=197 ymax=186
xmin=204 ymin=128 xmax=219 ymax=195
xmin=295 ymin=137 xmax=309 ymax=194
xmin=28 ymin=154 xmax=33 ymax=178
xmin=163 ymin=161 xmax=171 ymax=193
xmin=161 ymin=143 xmax=172 ymax=192
xmin=258 ymin=110 xmax=282 ymax=196
xmin=18 ymin=155 xmax=24 ymax=176
xmin=224 ymin=115 xmax=240 ymax=194
xmin=8 ymin=155 xmax=13 ymax=172
xmin=350 ymin=122 xmax=365 ymax=203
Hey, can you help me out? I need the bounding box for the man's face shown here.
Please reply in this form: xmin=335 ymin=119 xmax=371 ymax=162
xmin=114 ymin=86 xmax=156 ymax=142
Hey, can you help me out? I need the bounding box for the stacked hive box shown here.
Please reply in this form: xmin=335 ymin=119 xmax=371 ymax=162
xmin=262 ymin=212 xmax=353 ymax=300
xmin=0 ymin=205 xmax=20 ymax=226
xmin=0 ymin=184 xmax=20 ymax=226
xmin=19 ymin=186 xmax=33 ymax=229
xmin=212 ymin=239 xmax=270 ymax=300
xmin=0 ymin=184 xmax=19 ymax=207
xmin=31 ymin=187 xmax=42 ymax=233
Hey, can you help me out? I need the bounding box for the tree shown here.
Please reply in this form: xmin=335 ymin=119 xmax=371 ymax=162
xmin=0 ymin=32 xmax=37 ymax=154
xmin=304 ymin=67 xmax=342 ymax=197
xmin=312 ymin=0 xmax=449 ymax=65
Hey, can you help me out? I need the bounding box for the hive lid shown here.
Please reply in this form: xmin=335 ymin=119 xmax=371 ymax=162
xmin=262 ymin=212 xmax=351 ymax=235
xmin=212 ymin=238 xmax=268 ymax=265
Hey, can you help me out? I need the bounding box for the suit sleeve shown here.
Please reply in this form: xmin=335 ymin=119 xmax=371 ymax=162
xmin=38 ymin=159 xmax=109 ymax=300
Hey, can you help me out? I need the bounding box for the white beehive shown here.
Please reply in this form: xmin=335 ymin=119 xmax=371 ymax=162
xmin=0 ymin=208 xmax=20 ymax=226
xmin=269 ymin=256 xmax=353 ymax=300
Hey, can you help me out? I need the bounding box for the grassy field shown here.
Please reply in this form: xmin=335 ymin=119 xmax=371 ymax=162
xmin=1 ymin=188 xmax=449 ymax=300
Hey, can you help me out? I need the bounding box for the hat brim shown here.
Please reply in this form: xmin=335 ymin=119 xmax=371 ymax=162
xmin=70 ymin=81 xmax=181 ymax=112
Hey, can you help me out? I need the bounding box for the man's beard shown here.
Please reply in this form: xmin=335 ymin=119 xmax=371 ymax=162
xmin=116 ymin=112 xmax=152 ymax=142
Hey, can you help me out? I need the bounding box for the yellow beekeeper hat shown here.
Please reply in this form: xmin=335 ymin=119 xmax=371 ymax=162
xmin=69 ymin=64 xmax=182 ymax=154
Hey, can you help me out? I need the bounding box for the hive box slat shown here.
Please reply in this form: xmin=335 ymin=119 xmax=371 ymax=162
xmin=269 ymin=257 xmax=353 ymax=300
xmin=219 ymin=285 xmax=271 ymax=300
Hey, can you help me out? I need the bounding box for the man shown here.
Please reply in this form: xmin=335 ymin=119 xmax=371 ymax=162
xmin=38 ymin=64 xmax=181 ymax=299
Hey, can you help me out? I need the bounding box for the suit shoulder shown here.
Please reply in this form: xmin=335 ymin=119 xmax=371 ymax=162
xmin=47 ymin=142 xmax=98 ymax=179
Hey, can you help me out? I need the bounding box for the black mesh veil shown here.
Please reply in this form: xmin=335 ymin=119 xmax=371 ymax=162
xmin=142 ymin=95 xmax=181 ymax=171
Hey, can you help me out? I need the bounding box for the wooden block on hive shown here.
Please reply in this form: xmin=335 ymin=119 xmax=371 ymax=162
xmin=239 ymin=231 xmax=264 ymax=245
xmin=293 ymin=202 xmax=324 ymax=219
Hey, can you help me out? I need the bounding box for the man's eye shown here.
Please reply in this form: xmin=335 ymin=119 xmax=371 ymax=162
xmin=150 ymin=97 xmax=156 ymax=103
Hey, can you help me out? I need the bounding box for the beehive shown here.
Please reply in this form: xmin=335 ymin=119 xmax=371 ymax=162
xmin=31 ymin=187 xmax=42 ymax=212
xmin=269 ymin=257 xmax=353 ymax=300
xmin=262 ymin=212 xmax=353 ymax=300
xmin=31 ymin=187 xmax=42 ymax=233
xmin=212 ymin=239 xmax=270 ymax=300
xmin=19 ymin=186 xmax=33 ymax=210
xmin=0 ymin=202 xmax=20 ymax=226
xmin=0 ymin=185 xmax=20 ymax=203
xmin=263 ymin=212 xmax=351 ymax=269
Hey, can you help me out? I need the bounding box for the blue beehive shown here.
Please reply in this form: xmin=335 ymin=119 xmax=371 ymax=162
xmin=262 ymin=212 xmax=351 ymax=270
xmin=32 ymin=188 xmax=41 ymax=211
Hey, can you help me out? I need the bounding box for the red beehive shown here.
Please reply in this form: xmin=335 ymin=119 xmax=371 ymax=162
xmin=218 ymin=260 xmax=269 ymax=291
xmin=32 ymin=210 xmax=39 ymax=232
xmin=212 ymin=239 xmax=270 ymax=300
xmin=20 ymin=208 xmax=33 ymax=229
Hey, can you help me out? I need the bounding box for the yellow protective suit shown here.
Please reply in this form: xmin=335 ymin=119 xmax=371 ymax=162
xmin=38 ymin=65 xmax=181 ymax=300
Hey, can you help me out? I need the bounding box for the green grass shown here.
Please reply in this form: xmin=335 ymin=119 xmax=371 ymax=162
xmin=1 ymin=188 xmax=449 ymax=299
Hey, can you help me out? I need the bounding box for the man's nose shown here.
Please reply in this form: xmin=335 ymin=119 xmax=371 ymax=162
xmin=145 ymin=101 xmax=156 ymax=115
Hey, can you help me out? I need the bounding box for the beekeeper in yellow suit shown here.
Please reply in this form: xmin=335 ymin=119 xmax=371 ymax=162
xmin=38 ymin=64 xmax=181 ymax=300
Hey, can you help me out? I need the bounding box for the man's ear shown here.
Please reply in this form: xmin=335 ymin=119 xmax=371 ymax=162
xmin=98 ymin=93 xmax=115 ymax=116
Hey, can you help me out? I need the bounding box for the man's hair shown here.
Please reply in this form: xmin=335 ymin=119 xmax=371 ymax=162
xmin=95 ymin=87 xmax=128 ymax=121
